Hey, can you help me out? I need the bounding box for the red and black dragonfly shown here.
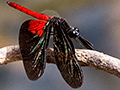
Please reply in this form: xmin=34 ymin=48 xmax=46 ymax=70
xmin=7 ymin=1 xmax=94 ymax=88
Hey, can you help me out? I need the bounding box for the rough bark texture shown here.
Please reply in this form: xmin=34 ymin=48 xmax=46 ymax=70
xmin=0 ymin=45 xmax=120 ymax=78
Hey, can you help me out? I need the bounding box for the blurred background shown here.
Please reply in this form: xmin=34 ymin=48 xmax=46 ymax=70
xmin=0 ymin=0 xmax=120 ymax=90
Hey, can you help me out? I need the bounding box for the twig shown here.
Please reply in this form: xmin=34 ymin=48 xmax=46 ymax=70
xmin=0 ymin=45 xmax=120 ymax=78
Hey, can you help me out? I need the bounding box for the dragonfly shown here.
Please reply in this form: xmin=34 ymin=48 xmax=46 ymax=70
xmin=7 ymin=1 xmax=94 ymax=88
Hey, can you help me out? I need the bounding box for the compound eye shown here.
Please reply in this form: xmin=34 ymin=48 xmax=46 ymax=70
xmin=67 ymin=27 xmax=80 ymax=38
xmin=74 ymin=27 xmax=79 ymax=33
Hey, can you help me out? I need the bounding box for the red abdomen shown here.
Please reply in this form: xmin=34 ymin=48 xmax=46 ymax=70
xmin=7 ymin=1 xmax=53 ymax=21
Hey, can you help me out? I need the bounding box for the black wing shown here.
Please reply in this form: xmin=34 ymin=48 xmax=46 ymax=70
xmin=19 ymin=20 xmax=51 ymax=80
xmin=60 ymin=19 xmax=94 ymax=50
xmin=68 ymin=34 xmax=94 ymax=50
xmin=53 ymin=20 xmax=83 ymax=88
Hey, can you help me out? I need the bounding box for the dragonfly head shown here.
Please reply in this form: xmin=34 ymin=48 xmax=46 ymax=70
xmin=67 ymin=27 xmax=80 ymax=39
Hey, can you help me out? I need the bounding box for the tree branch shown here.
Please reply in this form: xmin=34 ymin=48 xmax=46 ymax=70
xmin=0 ymin=45 xmax=120 ymax=78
